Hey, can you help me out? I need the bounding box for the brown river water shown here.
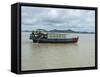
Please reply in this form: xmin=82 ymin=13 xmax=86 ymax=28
xmin=21 ymin=32 xmax=95 ymax=71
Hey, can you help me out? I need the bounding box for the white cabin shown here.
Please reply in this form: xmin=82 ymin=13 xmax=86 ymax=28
xmin=47 ymin=32 xmax=67 ymax=39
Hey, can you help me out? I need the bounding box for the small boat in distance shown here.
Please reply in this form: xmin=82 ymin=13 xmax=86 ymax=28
xmin=29 ymin=29 xmax=79 ymax=43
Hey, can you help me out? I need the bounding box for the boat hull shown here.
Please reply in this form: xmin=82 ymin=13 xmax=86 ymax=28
xmin=33 ymin=37 xmax=79 ymax=43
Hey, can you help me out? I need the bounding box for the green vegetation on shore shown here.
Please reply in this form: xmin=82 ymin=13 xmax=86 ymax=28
xmin=22 ymin=29 xmax=95 ymax=34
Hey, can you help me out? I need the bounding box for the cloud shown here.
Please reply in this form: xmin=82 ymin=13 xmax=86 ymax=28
xmin=21 ymin=6 xmax=95 ymax=32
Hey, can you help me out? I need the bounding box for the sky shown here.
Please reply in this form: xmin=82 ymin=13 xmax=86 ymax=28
xmin=21 ymin=6 xmax=95 ymax=32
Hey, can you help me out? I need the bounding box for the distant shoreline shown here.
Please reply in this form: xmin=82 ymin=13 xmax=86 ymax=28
xmin=21 ymin=31 xmax=95 ymax=34
xmin=21 ymin=29 xmax=95 ymax=34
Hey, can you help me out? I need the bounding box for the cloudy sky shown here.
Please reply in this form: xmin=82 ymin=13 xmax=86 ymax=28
xmin=21 ymin=6 xmax=95 ymax=32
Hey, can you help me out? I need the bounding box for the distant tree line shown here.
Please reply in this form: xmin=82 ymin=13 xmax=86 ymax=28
xmin=22 ymin=29 xmax=95 ymax=34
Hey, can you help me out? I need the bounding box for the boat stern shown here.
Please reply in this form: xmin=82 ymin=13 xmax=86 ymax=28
xmin=72 ymin=36 xmax=79 ymax=43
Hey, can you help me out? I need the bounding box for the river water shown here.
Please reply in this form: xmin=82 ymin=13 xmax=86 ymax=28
xmin=21 ymin=32 xmax=95 ymax=71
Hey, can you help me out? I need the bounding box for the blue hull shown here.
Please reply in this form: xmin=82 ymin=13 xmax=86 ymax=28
xmin=33 ymin=37 xmax=78 ymax=43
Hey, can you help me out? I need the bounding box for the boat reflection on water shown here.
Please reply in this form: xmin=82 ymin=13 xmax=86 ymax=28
xmin=32 ymin=42 xmax=79 ymax=47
